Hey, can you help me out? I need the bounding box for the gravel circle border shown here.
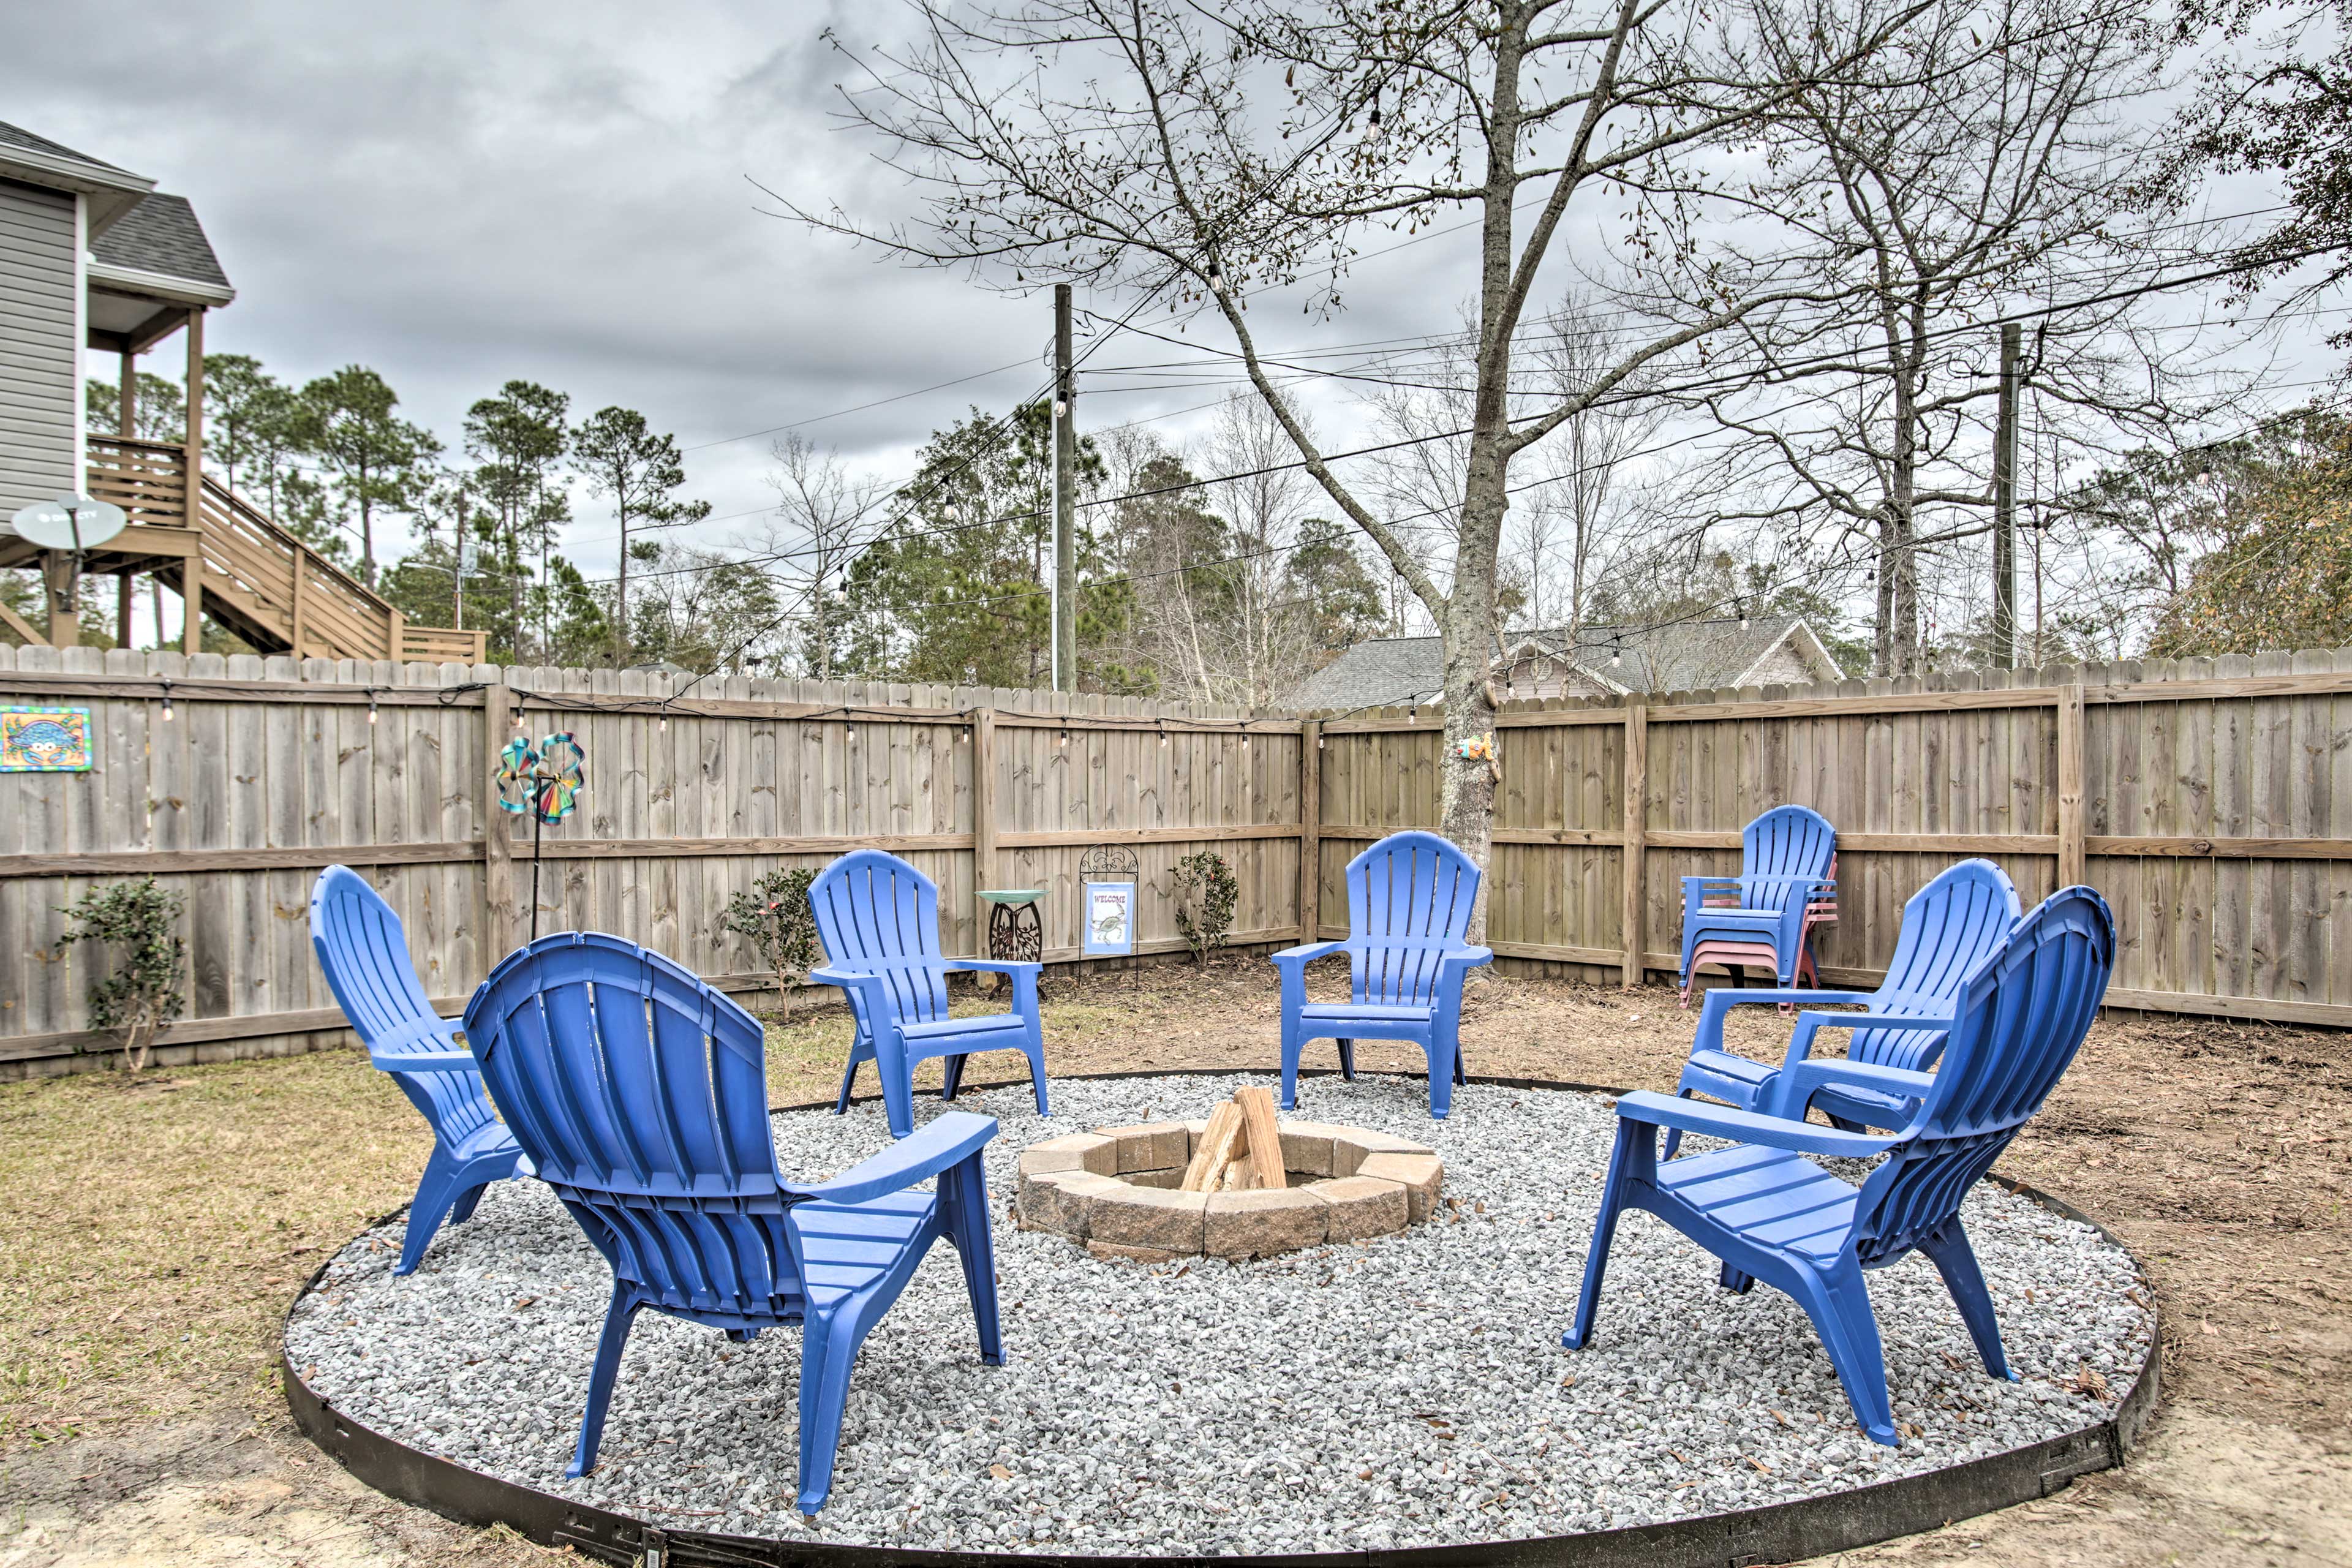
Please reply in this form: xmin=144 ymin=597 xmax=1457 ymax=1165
xmin=281 ymin=1069 xmax=2161 ymax=1568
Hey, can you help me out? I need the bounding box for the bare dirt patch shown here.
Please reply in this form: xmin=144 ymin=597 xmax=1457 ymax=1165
xmin=1 ymin=959 xmax=2345 ymax=1566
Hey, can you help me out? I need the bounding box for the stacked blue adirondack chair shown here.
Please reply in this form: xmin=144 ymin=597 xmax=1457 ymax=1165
xmin=1567 ymin=882 xmax=2114 ymax=1446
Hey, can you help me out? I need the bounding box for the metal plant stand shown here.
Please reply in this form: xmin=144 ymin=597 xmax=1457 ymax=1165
xmin=978 ymin=888 xmax=1046 ymax=964
xmin=1078 ymin=843 xmax=1142 ymax=990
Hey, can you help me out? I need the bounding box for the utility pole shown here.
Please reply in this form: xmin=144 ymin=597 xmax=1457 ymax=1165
xmin=1052 ymin=284 xmax=1077 ymax=690
xmin=1991 ymin=322 xmax=2021 ymax=669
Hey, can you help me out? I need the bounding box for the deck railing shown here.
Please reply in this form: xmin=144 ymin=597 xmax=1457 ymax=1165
xmin=83 ymin=437 xmax=487 ymax=665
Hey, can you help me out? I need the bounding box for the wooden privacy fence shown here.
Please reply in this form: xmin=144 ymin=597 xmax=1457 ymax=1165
xmin=0 ymin=646 xmax=1300 ymax=1077
xmin=3 ymin=641 xmax=2349 ymax=1077
xmin=1311 ymin=647 xmax=2352 ymax=1030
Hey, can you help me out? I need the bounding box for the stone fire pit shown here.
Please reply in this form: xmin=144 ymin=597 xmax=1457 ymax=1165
xmin=1015 ymin=1117 xmax=1442 ymax=1262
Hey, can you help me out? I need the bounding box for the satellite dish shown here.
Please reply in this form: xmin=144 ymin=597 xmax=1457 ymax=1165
xmin=12 ymin=494 xmax=127 ymax=552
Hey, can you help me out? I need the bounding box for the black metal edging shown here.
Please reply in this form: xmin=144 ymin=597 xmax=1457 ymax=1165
xmin=282 ymin=1071 xmax=2162 ymax=1568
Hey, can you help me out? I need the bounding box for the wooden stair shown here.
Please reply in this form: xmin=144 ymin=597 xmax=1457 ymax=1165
xmin=1 ymin=436 xmax=484 ymax=663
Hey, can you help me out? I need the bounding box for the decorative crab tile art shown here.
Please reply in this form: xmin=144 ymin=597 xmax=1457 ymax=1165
xmin=0 ymin=706 xmax=94 ymax=772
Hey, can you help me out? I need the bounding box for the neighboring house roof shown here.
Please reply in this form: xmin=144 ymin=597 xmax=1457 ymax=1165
xmin=0 ymin=122 xmax=137 ymax=173
xmin=88 ymin=193 xmax=234 ymax=304
xmin=0 ymin=119 xmax=154 ymax=232
xmin=1286 ymin=616 xmax=1842 ymax=711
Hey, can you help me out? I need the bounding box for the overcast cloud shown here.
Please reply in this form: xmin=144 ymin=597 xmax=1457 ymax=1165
xmin=4 ymin=1 xmax=1469 ymax=578
xmin=2 ymin=2 xmax=2315 ymax=604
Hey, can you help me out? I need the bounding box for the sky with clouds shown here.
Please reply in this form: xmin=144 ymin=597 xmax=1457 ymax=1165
xmin=2 ymin=0 xmax=1476 ymax=586
xmin=2 ymin=1 xmax=2323 ymax=617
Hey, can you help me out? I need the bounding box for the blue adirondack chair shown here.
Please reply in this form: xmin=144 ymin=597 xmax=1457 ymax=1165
xmin=1272 ymin=831 xmax=1492 ymax=1120
xmin=1564 ymin=886 xmax=2115 ymax=1447
xmin=1677 ymin=805 xmax=1839 ymax=998
xmin=308 ymin=865 xmax=525 ymax=1276
xmin=464 ymin=930 xmax=1001 ymax=1516
xmin=1664 ymin=859 xmax=2022 ymax=1157
xmin=807 ymin=850 xmax=1048 ymax=1140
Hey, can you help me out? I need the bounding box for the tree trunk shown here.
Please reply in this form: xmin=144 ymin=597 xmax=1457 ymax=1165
xmin=611 ymin=510 xmax=630 ymax=668
xmin=1439 ymin=443 xmax=1510 ymax=944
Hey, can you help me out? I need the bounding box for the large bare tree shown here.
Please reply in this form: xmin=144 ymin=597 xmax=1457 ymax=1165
xmin=756 ymin=433 xmax=892 ymax=680
xmin=1662 ymin=0 xmax=2205 ymax=673
xmin=788 ymin=0 xmax=1920 ymax=935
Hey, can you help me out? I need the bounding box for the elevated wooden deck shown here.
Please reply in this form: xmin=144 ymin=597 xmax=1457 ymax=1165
xmin=1 ymin=437 xmax=484 ymax=663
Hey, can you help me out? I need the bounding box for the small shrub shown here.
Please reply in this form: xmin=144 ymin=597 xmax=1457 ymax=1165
xmin=722 ymin=868 xmax=821 ymax=1006
xmin=1172 ymin=850 xmax=1239 ymax=965
xmin=55 ymin=876 xmax=187 ymax=1071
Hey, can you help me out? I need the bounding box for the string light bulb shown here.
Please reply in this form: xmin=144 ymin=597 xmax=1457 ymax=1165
xmin=1059 ymin=723 xmax=1069 ymax=747
xmin=1611 ymin=646 xmax=1623 ymax=668
xmin=1158 ymin=721 xmax=1170 ymax=747
xmin=158 ymin=680 xmax=174 ymax=723
xmin=1369 ymin=91 xmax=1382 ymax=127
xmin=1205 ymin=256 xmax=1225 ymax=293
xmin=1052 ymin=397 xmax=1068 ymax=419
xmin=367 ymin=690 xmax=379 ymax=725
xmin=658 ymin=707 xmax=668 ymax=733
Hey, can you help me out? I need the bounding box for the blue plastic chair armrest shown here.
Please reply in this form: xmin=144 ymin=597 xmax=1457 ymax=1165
xmin=785 ymin=1110 xmax=999 ymax=1207
xmin=948 ymin=958 xmax=1042 ymax=978
xmin=1693 ymin=986 xmax=1874 ymax=1056
xmin=1439 ymin=946 xmax=1494 ymax=969
xmin=1717 ymin=987 xmax=1876 ymax=1009
xmin=1795 ymin=1009 xmax=1951 ymax=1035
xmin=810 ymin=965 xmax=892 ymax=1006
xmin=1613 ymin=1090 xmax=1899 ymax=1158
xmin=369 ymin=1047 xmax=482 ymax=1075
xmin=1787 ymin=1058 xmax=1936 ymax=1096
xmin=1767 ymin=1058 xmax=1936 ymax=1121
xmin=1271 ymin=940 xmax=1348 ymax=967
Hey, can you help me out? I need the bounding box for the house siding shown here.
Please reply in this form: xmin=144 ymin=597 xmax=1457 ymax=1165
xmin=1741 ymin=639 xmax=1819 ymax=687
xmin=0 ymin=176 xmax=78 ymax=518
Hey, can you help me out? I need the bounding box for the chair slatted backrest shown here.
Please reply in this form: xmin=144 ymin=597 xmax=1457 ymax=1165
xmin=1345 ymin=832 xmax=1482 ymax=1006
xmin=1850 ymin=888 xmax=2114 ymax=1267
xmin=1740 ymin=805 xmax=1838 ymax=912
xmin=309 ymin=865 xmax=494 ymax=1148
xmin=809 ymin=850 xmax=954 ymax=1028
xmin=1850 ymin=859 xmax=2022 ymax=1071
xmin=465 ymin=932 xmax=796 ymax=1315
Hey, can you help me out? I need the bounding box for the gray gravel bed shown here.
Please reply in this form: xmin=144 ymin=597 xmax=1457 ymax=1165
xmin=286 ymin=1074 xmax=2152 ymax=1555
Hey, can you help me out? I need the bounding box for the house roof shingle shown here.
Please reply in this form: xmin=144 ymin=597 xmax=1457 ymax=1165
xmin=89 ymin=193 xmax=233 ymax=297
xmin=0 ymin=121 xmax=139 ymax=178
xmin=1286 ymin=616 xmax=1829 ymax=711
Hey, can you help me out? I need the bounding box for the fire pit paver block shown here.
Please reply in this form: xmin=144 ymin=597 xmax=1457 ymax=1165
xmin=1314 ymin=1175 xmax=1412 ymax=1242
xmin=1098 ymin=1122 xmax=1191 ymax=1174
xmin=1017 ymin=1169 xmax=1124 ymax=1237
xmin=1204 ymin=1188 xmax=1331 ymax=1257
xmin=1087 ymin=1184 xmax=1210 ymax=1253
xmin=1355 ymin=1151 xmax=1444 ymax=1222
xmin=1020 ymin=1133 xmax=1119 ymax=1177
